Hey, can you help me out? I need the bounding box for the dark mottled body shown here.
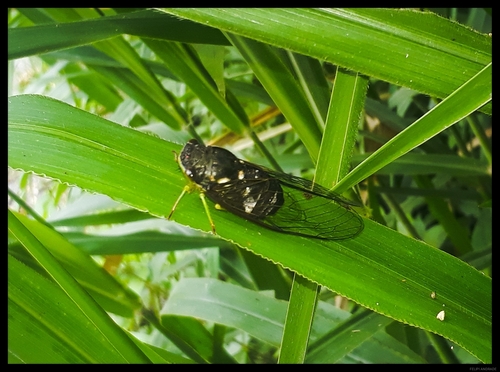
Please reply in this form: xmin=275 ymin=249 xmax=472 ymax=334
xmin=178 ymin=139 xmax=284 ymax=219
xmin=176 ymin=139 xmax=363 ymax=240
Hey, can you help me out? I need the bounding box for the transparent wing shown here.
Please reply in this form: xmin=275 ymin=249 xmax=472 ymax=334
xmin=264 ymin=185 xmax=363 ymax=240
xmin=264 ymin=168 xmax=362 ymax=207
xmin=206 ymin=169 xmax=364 ymax=240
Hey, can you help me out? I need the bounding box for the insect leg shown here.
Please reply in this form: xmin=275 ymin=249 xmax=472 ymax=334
xmin=168 ymin=185 xmax=190 ymax=220
xmin=199 ymin=192 xmax=216 ymax=234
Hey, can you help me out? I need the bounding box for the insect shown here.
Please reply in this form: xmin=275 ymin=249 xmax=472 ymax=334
xmin=168 ymin=139 xmax=364 ymax=240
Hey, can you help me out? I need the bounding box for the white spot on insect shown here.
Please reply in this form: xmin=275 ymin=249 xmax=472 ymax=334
xmin=216 ymin=177 xmax=231 ymax=184
xmin=436 ymin=310 xmax=445 ymax=321
xmin=238 ymin=170 xmax=245 ymax=180
xmin=242 ymin=187 xmax=251 ymax=197
xmin=243 ymin=196 xmax=257 ymax=213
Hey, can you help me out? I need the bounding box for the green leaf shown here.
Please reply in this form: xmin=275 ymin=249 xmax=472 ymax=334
xmin=8 ymin=254 xmax=126 ymax=363
xmin=143 ymin=39 xmax=249 ymax=134
xmin=226 ymin=34 xmax=323 ymax=162
xmin=306 ymin=309 xmax=394 ymax=363
xmin=162 ymin=278 xmax=428 ymax=363
xmin=317 ymin=68 xmax=368 ymax=186
xmin=279 ymin=67 xmax=370 ymax=364
xmin=8 ymin=94 xmax=491 ymax=362
xmin=9 ymin=212 xmax=141 ymax=317
xmin=278 ymin=276 xmax=318 ymax=363
xmin=162 ymin=278 xmax=286 ymax=346
xmin=65 ymin=231 xmax=224 ymax=256
xmin=352 ymin=153 xmax=490 ymax=177
xmin=334 ymin=63 xmax=492 ymax=193
xmin=8 ymin=9 xmax=229 ymax=60
xmin=161 ymin=8 xmax=491 ymax=114
xmin=8 ymin=209 xmax=150 ymax=363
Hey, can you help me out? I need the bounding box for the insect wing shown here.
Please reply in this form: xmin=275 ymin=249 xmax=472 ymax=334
xmin=239 ymin=162 xmax=364 ymax=239
xmin=264 ymin=168 xmax=362 ymax=208
xmin=264 ymin=185 xmax=364 ymax=240
xmin=204 ymin=162 xmax=363 ymax=240
xmin=205 ymin=176 xmax=282 ymax=220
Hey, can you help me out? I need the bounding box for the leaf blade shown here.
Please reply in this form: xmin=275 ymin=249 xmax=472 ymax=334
xmin=8 ymin=94 xmax=491 ymax=362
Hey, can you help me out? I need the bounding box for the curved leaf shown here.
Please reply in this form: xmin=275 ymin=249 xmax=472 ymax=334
xmin=162 ymin=8 xmax=491 ymax=113
xmin=8 ymin=94 xmax=491 ymax=362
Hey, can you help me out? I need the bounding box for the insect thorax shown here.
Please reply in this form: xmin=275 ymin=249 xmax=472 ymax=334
xmin=179 ymin=140 xmax=284 ymax=219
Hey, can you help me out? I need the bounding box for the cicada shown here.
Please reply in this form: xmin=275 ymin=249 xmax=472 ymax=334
xmin=168 ymin=139 xmax=363 ymax=240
